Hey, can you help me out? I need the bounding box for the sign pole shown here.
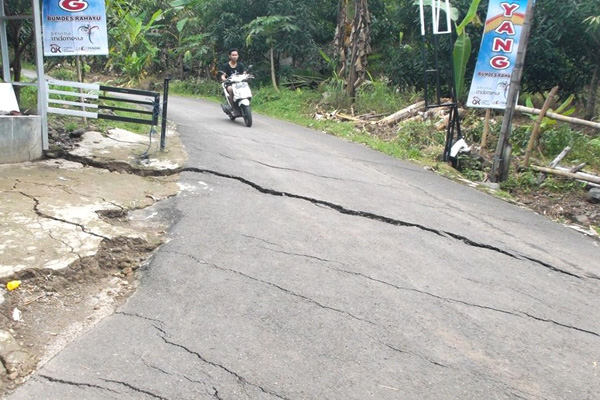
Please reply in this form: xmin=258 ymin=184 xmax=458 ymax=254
xmin=490 ymin=0 xmax=535 ymax=182
xmin=160 ymin=78 xmax=170 ymax=151
xmin=33 ymin=0 xmax=48 ymax=149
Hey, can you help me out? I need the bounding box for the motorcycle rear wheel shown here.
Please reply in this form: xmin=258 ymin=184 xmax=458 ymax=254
xmin=240 ymin=105 xmax=252 ymax=127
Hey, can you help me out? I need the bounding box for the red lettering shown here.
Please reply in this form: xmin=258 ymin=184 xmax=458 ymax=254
xmin=495 ymin=21 xmax=516 ymax=35
xmin=58 ymin=0 xmax=89 ymax=12
xmin=492 ymin=38 xmax=514 ymax=53
xmin=490 ymin=56 xmax=510 ymax=70
xmin=500 ymin=3 xmax=520 ymax=17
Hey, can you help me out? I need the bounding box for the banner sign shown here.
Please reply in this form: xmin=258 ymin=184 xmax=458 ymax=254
xmin=42 ymin=0 xmax=108 ymax=56
xmin=466 ymin=0 xmax=530 ymax=109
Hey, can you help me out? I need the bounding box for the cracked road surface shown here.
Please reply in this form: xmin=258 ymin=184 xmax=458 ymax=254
xmin=9 ymin=97 xmax=600 ymax=399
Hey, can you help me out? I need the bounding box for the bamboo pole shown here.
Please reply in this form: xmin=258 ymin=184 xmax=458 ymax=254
xmin=535 ymin=146 xmax=570 ymax=184
xmin=523 ymin=86 xmax=559 ymax=167
xmin=515 ymin=105 xmax=600 ymax=130
xmin=531 ymin=166 xmax=600 ymax=185
xmin=377 ymin=101 xmax=426 ymax=126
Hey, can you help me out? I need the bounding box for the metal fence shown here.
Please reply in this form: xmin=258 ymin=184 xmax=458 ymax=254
xmin=46 ymin=78 xmax=168 ymax=149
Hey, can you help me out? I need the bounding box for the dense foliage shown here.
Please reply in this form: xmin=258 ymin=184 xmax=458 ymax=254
xmin=3 ymin=0 xmax=599 ymax=116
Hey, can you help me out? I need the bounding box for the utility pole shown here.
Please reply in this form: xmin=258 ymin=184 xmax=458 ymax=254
xmin=490 ymin=0 xmax=535 ymax=182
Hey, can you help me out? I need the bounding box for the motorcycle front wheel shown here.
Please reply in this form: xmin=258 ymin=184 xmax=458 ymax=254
xmin=240 ymin=104 xmax=252 ymax=127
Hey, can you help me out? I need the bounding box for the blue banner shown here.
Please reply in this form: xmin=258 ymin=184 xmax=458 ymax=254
xmin=466 ymin=0 xmax=531 ymax=109
xmin=43 ymin=0 xmax=108 ymax=56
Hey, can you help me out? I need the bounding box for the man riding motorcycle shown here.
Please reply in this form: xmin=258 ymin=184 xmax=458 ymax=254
xmin=220 ymin=48 xmax=246 ymax=110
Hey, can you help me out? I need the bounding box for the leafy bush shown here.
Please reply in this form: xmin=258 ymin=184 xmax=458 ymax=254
xmin=500 ymin=170 xmax=539 ymax=193
xmin=51 ymin=68 xmax=77 ymax=81
xmin=253 ymin=86 xmax=321 ymax=121
xmin=540 ymin=125 xmax=600 ymax=168
xmin=18 ymin=86 xmax=38 ymax=114
xmin=318 ymin=77 xmax=352 ymax=111
xmin=354 ymin=78 xmax=414 ymax=115
xmin=397 ymin=120 xmax=444 ymax=149
xmin=170 ymin=78 xmax=222 ymax=99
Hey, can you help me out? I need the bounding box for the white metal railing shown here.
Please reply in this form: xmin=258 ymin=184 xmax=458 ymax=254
xmin=45 ymin=78 xmax=161 ymax=126
xmin=46 ymin=78 xmax=100 ymax=119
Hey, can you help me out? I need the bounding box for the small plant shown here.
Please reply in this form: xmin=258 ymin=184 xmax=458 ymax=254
xmin=51 ymin=68 xmax=77 ymax=81
xmin=319 ymin=76 xmax=352 ymax=111
xmin=500 ymin=170 xmax=539 ymax=193
xmin=64 ymin=121 xmax=79 ymax=133
xmin=354 ymin=78 xmax=409 ymax=115
xmin=170 ymin=78 xmax=221 ymax=99
xmin=18 ymin=86 xmax=38 ymax=114
xmin=540 ymin=177 xmax=585 ymax=193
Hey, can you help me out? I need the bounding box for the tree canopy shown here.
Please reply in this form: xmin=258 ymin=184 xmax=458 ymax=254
xmin=6 ymin=0 xmax=600 ymax=113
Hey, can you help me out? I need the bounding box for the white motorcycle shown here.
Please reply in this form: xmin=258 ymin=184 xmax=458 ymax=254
xmin=220 ymin=69 xmax=254 ymax=127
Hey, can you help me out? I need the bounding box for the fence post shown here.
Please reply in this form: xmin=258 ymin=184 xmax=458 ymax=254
xmin=160 ymin=78 xmax=170 ymax=151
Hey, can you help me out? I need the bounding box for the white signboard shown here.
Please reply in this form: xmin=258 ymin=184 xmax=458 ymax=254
xmin=42 ymin=0 xmax=108 ymax=56
xmin=0 ymin=83 xmax=20 ymax=113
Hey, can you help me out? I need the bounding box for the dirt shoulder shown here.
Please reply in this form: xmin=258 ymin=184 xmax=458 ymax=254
xmin=0 ymin=127 xmax=186 ymax=396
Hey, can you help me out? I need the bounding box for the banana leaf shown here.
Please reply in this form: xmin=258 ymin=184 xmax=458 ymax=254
xmin=453 ymin=33 xmax=471 ymax=99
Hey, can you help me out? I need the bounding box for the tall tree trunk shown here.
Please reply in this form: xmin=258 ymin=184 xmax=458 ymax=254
xmin=334 ymin=0 xmax=349 ymax=79
xmin=270 ymin=46 xmax=279 ymax=92
xmin=585 ymin=63 xmax=599 ymax=121
xmin=334 ymin=0 xmax=371 ymax=101
xmin=8 ymin=20 xmax=34 ymax=103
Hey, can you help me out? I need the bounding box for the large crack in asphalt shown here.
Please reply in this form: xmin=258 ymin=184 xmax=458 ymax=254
xmin=41 ymin=374 xmax=171 ymax=400
xmin=152 ymin=324 xmax=291 ymax=400
xmin=99 ymin=378 xmax=169 ymax=400
xmin=166 ymin=250 xmax=375 ymax=325
xmin=183 ymin=167 xmax=583 ymax=280
xmin=38 ymin=375 xmax=122 ymax=395
xmin=288 ymin=245 xmax=599 ymax=338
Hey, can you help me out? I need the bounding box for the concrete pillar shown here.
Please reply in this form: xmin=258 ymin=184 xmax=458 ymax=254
xmin=0 ymin=116 xmax=43 ymax=164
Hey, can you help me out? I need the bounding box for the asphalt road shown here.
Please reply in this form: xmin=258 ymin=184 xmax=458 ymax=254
xmin=9 ymin=96 xmax=600 ymax=399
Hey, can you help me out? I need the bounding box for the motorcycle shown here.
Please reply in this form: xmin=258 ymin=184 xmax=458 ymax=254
xmin=220 ymin=68 xmax=254 ymax=127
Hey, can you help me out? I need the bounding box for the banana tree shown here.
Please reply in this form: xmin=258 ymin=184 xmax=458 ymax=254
xmin=416 ymin=0 xmax=482 ymax=101
xmin=453 ymin=0 xmax=482 ymax=100
xmin=244 ymin=15 xmax=300 ymax=92
xmin=106 ymin=7 xmax=164 ymax=84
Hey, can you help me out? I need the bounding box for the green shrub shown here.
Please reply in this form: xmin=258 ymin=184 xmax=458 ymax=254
xmin=51 ymin=68 xmax=77 ymax=81
xmin=500 ymin=170 xmax=539 ymax=193
xmin=318 ymin=77 xmax=352 ymax=110
xmin=253 ymin=86 xmax=320 ymax=122
xmin=354 ymin=79 xmax=411 ymax=115
xmin=18 ymin=86 xmax=38 ymax=114
xmin=170 ymin=78 xmax=221 ymax=99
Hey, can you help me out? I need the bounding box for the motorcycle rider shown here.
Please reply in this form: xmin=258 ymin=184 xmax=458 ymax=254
xmin=220 ymin=48 xmax=246 ymax=110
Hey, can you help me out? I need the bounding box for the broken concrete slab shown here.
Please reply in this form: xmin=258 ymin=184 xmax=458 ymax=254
xmin=0 ymin=127 xmax=187 ymax=279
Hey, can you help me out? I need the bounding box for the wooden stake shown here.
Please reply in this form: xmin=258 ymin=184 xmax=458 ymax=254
xmin=481 ymin=108 xmax=491 ymax=149
xmin=535 ymin=146 xmax=570 ymax=184
xmin=523 ymin=86 xmax=559 ymax=167
xmin=75 ymin=55 xmax=87 ymax=125
xmin=491 ymin=0 xmax=535 ymax=182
